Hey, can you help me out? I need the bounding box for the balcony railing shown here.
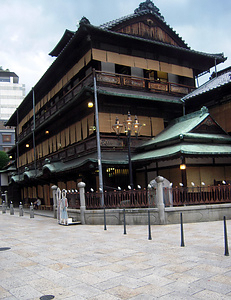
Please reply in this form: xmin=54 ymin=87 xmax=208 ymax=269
xmin=96 ymin=71 xmax=195 ymax=95
xmin=18 ymin=71 xmax=195 ymax=142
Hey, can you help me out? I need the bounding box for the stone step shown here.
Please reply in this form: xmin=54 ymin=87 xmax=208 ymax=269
xmin=60 ymin=217 xmax=81 ymax=226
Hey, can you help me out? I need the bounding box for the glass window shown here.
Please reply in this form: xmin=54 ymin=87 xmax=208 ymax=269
xmin=2 ymin=135 xmax=11 ymax=143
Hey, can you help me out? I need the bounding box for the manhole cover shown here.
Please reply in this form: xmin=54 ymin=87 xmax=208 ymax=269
xmin=40 ymin=296 xmax=55 ymax=300
xmin=0 ymin=247 xmax=11 ymax=251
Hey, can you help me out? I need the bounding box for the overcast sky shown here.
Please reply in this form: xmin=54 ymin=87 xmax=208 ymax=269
xmin=1 ymin=0 xmax=230 ymax=94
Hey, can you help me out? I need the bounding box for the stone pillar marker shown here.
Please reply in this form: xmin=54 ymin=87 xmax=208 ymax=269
xmin=2 ymin=201 xmax=6 ymax=214
xmin=10 ymin=201 xmax=14 ymax=215
xmin=4 ymin=191 xmax=8 ymax=208
xmin=19 ymin=202 xmax=23 ymax=217
xmin=51 ymin=185 xmax=58 ymax=218
xmin=155 ymin=176 xmax=166 ymax=225
xmin=78 ymin=182 xmax=86 ymax=225
xmin=30 ymin=202 xmax=34 ymax=218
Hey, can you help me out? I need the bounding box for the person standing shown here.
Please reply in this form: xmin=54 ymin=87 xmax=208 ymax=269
xmin=61 ymin=189 xmax=68 ymax=225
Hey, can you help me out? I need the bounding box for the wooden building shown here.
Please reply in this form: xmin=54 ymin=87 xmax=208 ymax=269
xmin=183 ymin=66 xmax=231 ymax=134
xmin=5 ymin=0 xmax=226 ymax=205
xmin=133 ymin=107 xmax=231 ymax=188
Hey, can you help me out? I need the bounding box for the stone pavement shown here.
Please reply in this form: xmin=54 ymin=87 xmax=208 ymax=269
xmin=0 ymin=212 xmax=231 ymax=300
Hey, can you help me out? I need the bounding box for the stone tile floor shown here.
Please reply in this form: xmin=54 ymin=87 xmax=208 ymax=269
xmin=0 ymin=212 xmax=231 ymax=299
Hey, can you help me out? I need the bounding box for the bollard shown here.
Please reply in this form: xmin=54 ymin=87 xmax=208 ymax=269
xmin=2 ymin=201 xmax=6 ymax=214
xmin=19 ymin=202 xmax=23 ymax=217
xmin=224 ymin=216 xmax=229 ymax=256
xmin=180 ymin=213 xmax=185 ymax=247
xmin=123 ymin=208 xmax=127 ymax=235
xmin=10 ymin=202 xmax=14 ymax=215
xmin=30 ymin=202 xmax=34 ymax=218
xmin=148 ymin=210 xmax=152 ymax=240
xmin=104 ymin=207 xmax=107 ymax=230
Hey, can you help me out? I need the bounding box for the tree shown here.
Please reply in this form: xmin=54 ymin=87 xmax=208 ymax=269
xmin=0 ymin=151 xmax=10 ymax=169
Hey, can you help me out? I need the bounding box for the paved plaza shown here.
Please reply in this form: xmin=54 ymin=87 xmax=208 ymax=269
xmin=0 ymin=210 xmax=231 ymax=300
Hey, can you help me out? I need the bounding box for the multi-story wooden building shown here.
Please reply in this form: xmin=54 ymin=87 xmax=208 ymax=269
xmin=6 ymin=0 xmax=226 ymax=205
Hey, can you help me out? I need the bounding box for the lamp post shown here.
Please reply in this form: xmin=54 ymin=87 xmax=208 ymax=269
xmin=93 ymin=69 xmax=104 ymax=207
xmin=113 ymin=112 xmax=142 ymax=189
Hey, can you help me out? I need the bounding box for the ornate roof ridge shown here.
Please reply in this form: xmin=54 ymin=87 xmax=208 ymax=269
xmin=100 ymin=1 xmax=164 ymax=29
xmin=134 ymin=0 xmax=164 ymax=20
xmin=99 ymin=1 xmax=189 ymax=48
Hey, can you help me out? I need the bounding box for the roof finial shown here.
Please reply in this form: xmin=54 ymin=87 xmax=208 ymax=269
xmin=79 ymin=16 xmax=90 ymax=26
xmin=134 ymin=0 xmax=164 ymax=20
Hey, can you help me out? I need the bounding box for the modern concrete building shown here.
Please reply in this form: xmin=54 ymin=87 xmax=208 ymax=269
xmin=0 ymin=68 xmax=25 ymax=120
xmin=0 ymin=120 xmax=15 ymax=153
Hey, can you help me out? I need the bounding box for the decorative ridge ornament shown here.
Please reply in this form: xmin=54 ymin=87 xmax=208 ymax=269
xmin=79 ymin=16 xmax=90 ymax=26
xmin=134 ymin=0 xmax=164 ymax=20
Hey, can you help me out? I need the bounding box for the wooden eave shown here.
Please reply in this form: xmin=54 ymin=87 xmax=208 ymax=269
xmin=6 ymin=23 xmax=226 ymax=127
xmin=49 ymin=29 xmax=75 ymax=57
xmin=87 ymin=24 xmax=226 ymax=72
xmin=6 ymin=25 xmax=91 ymax=127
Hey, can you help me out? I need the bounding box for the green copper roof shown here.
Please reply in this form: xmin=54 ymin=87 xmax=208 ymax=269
xmin=95 ymin=86 xmax=181 ymax=104
xmin=132 ymin=143 xmax=231 ymax=162
xmin=139 ymin=107 xmax=230 ymax=151
xmin=140 ymin=107 xmax=209 ymax=148
xmin=133 ymin=107 xmax=231 ymax=163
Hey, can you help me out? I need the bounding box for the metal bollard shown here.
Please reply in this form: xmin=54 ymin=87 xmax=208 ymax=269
xmin=30 ymin=202 xmax=34 ymax=218
xmin=148 ymin=210 xmax=152 ymax=240
xmin=180 ymin=212 xmax=185 ymax=247
xmin=123 ymin=208 xmax=127 ymax=235
xmin=2 ymin=201 xmax=6 ymax=214
xmin=19 ymin=202 xmax=23 ymax=217
xmin=10 ymin=202 xmax=14 ymax=215
xmin=224 ymin=216 xmax=229 ymax=256
xmin=104 ymin=207 xmax=107 ymax=230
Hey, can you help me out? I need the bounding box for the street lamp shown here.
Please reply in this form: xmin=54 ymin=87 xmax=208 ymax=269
xmin=113 ymin=112 xmax=142 ymax=189
xmin=93 ymin=69 xmax=104 ymax=207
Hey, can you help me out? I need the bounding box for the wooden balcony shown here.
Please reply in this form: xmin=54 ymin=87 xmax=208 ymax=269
xmin=96 ymin=71 xmax=195 ymax=95
xmin=18 ymin=71 xmax=195 ymax=142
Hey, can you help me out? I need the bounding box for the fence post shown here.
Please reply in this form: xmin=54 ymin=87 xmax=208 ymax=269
xmin=51 ymin=185 xmax=58 ymax=218
xmin=155 ymin=176 xmax=166 ymax=225
xmin=78 ymin=182 xmax=86 ymax=225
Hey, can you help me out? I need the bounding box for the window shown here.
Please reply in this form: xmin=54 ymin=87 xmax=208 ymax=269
xmin=2 ymin=135 xmax=12 ymax=143
xmin=115 ymin=64 xmax=131 ymax=75
xmin=3 ymin=146 xmax=11 ymax=152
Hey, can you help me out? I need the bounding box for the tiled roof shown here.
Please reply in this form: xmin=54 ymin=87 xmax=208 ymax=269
xmin=182 ymin=68 xmax=231 ymax=101
xmin=138 ymin=107 xmax=230 ymax=150
xmin=100 ymin=2 xmax=189 ymax=49
xmin=139 ymin=108 xmax=210 ymax=148
xmin=132 ymin=143 xmax=231 ymax=162
xmin=132 ymin=107 xmax=231 ymax=162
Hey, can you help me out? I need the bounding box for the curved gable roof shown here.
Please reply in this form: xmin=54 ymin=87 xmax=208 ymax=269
xmin=49 ymin=29 xmax=74 ymax=57
xmin=100 ymin=1 xmax=189 ymax=49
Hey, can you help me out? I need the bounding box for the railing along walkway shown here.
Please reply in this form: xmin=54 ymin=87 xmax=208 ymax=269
xmin=170 ymin=185 xmax=231 ymax=206
xmin=83 ymin=185 xmax=231 ymax=209
xmin=85 ymin=189 xmax=149 ymax=209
